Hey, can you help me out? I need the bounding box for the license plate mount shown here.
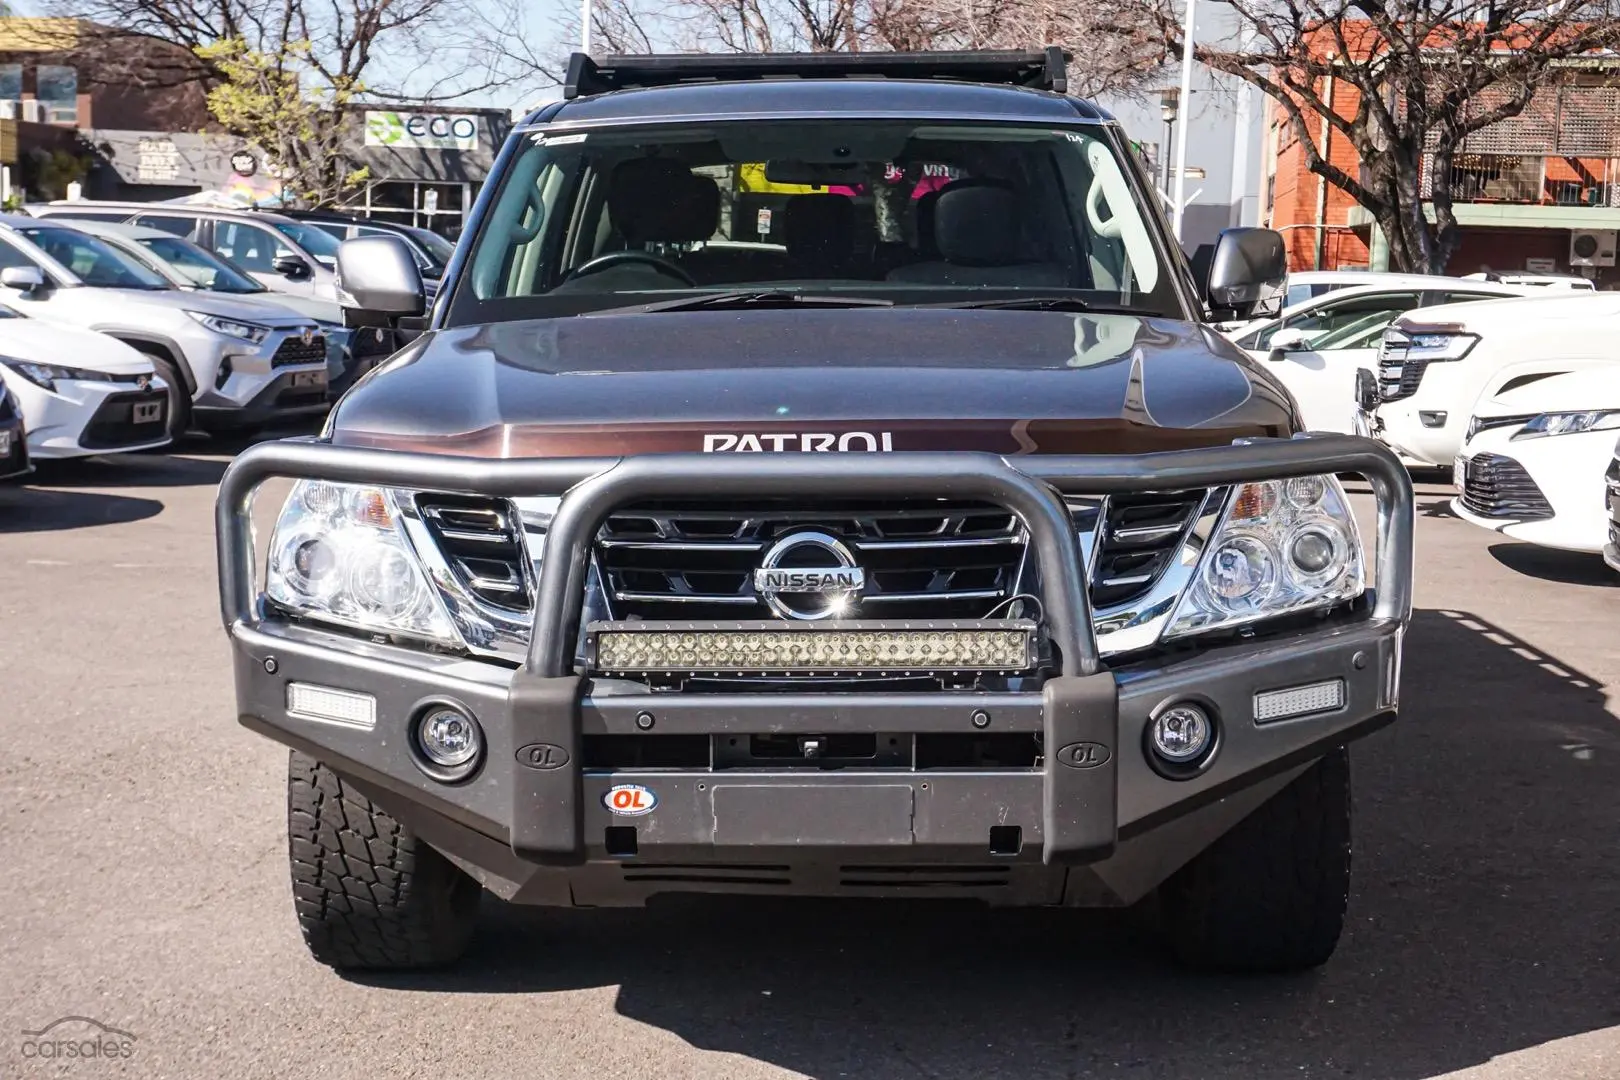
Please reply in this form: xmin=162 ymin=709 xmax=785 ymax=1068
xmin=290 ymin=370 xmax=327 ymax=390
xmin=132 ymin=400 xmax=164 ymax=424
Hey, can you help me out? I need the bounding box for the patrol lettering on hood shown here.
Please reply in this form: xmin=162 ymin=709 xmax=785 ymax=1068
xmin=704 ymin=432 xmax=894 ymax=452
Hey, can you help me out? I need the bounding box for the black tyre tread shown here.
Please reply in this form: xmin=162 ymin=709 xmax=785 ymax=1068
xmin=1158 ymin=748 xmax=1351 ymax=973
xmin=286 ymin=751 xmax=480 ymax=970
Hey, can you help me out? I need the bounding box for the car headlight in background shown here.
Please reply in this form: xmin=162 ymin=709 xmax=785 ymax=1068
xmin=186 ymin=310 xmax=271 ymax=344
xmin=1382 ymin=327 xmax=1480 ymax=363
xmin=0 ymin=357 xmax=119 ymax=392
xmin=1167 ymin=475 xmax=1365 ymax=638
xmin=1510 ymin=410 xmax=1620 ymax=440
xmin=266 ymin=480 xmax=456 ymax=643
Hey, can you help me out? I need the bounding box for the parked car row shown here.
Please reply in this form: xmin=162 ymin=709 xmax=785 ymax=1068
xmin=1220 ymin=268 xmax=1619 ymax=571
xmin=0 ymin=200 xmax=440 ymax=471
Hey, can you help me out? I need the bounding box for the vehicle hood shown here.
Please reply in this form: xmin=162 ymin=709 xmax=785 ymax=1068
xmin=168 ymin=290 xmax=325 ymax=327
xmin=193 ymin=291 xmax=340 ymax=324
xmin=1395 ymin=291 xmax=1620 ymax=333
xmin=1478 ymin=362 xmax=1620 ymax=418
xmin=0 ymin=318 xmax=151 ymax=374
xmin=329 ymin=308 xmax=1298 ymax=457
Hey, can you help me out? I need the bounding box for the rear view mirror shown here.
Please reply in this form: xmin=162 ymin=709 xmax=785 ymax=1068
xmin=1 ymin=265 xmax=46 ymax=294
xmin=336 ymin=236 xmax=425 ymax=326
xmin=1206 ymin=227 xmax=1287 ymax=320
xmin=273 ymin=254 xmax=311 ymax=279
xmin=1268 ymin=327 xmax=1309 ymax=354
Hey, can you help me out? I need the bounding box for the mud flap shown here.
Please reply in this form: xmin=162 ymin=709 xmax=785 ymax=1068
xmin=1042 ymin=673 xmax=1120 ymax=865
xmin=508 ymin=671 xmax=586 ymax=865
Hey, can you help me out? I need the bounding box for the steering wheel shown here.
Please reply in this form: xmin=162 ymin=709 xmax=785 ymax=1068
xmin=565 ymin=250 xmax=696 ymax=286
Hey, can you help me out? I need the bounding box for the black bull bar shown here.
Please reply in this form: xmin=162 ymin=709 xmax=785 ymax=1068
xmin=217 ymin=435 xmax=1414 ymax=866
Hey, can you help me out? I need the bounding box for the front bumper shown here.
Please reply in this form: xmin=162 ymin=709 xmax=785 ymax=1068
xmin=194 ymin=368 xmax=329 ymax=428
xmin=12 ymin=377 xmax=170 ymax=459
xmin=1452 ymin=430 xmax=1614 ymax=553
xmin=216 ymin=438 xmax=1415 ymax=904
xmin=0 ymin=411 xmax=29 ymax=479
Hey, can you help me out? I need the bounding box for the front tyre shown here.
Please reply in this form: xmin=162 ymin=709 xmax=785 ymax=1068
xmin=286 ymin=751 xmax=480 ymax=970
xmin=1156 ymin=747 xmax=1352 ymax=973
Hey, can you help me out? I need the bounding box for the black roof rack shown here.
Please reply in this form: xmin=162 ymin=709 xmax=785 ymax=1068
xmin=562 ymin=48 xmax=1070 ymax=100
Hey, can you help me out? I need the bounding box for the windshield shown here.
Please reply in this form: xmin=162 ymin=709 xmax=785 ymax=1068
xmin=269 ymin=220 xmax=342 ymax=267
xmin=138 ymin=235 xmax=265 ymax=294
xmin=452 ymin=120 xmax=1178 ymax=321
xmin=407 ymin=226 xmax=455 ymax=270
xmin=19 ymin=226 xmax=171 ymax=290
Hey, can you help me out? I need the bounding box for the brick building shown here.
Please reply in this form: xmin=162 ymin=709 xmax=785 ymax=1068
xmin=1261 ymin=32 xmax=1620 ymax=286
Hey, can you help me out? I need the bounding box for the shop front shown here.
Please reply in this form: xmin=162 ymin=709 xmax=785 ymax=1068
xmin=342 ymin=108 xmax=509 ymax=238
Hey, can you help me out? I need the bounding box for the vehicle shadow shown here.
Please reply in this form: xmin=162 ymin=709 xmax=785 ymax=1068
xmin=0 ymin=484 xmax=163 ymax=532
xmin=357 ymin=607 xmax=1620 ymax=1080
xmin=27 ymin=452 xmax=230 ymax=490
xmin=1489 ymin=542 xmax=1620 ymax=587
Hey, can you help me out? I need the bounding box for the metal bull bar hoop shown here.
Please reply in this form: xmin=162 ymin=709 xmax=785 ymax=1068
xmin=216 ymin=434 xmax=1415 ymax=868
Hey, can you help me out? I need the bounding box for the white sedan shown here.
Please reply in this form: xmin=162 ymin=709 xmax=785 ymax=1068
xmin=1451 ymin=364 xmax=1620 ymax=553
xmin=1225 ymin=279 xmax=1530 ymax=434
xmin=0 ymin=303 xmax=171 ymax=459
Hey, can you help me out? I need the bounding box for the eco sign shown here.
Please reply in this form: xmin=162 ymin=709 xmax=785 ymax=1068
xmin=364 ymin=112 xmax=479 ymax=151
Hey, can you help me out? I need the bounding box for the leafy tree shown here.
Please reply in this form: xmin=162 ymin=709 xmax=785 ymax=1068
xmin=196 ymin=38 xmax=367 ymax=207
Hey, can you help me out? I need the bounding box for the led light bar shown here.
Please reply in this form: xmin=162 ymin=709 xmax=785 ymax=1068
xmin=589 ymin=620 xmax=1038 ymax=675
xmin=286 ymin=682 xmax=378 ymax=730
xmin=1253 ymin=678 xmax=1345 ymax=723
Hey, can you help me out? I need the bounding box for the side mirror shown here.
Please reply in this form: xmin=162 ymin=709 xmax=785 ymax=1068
xmin=1206 ymin=227 xmax=1287 ymax=320
xmin=336 ymin=236 xmax=425 ymax=326
xmin=1267 ymin=327 xmax=1309 ymax=356
xmin=273 ymin=253 xmax=311 ymax=279
xmin=1 ymin=265 xmax=47 ymax=294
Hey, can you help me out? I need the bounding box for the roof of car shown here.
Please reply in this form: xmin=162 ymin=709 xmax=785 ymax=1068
xmin=35 ymin=201 xmax=305 ymax=224
xmin=526 ymin=77 xmax=1108 ymax=128
xmin=46 ymin=218 xmax=172 ymax=242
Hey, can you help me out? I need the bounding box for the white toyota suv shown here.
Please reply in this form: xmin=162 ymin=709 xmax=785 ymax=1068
xmin=1368 ymin=291 xmax=1619 ymax=467
xmin=0 ymin=215 xmax=331 ymax=438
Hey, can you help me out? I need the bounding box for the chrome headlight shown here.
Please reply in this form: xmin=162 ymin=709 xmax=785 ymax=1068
xmin=265 ymin=480 xmax=456 ymax=643
xmin=1383 ymin=327 xmax=1480 ymax=363
xmin=187 ymin=310 xmax=271 ymax=344
xmin=1510 ymin=410 xmax=1620 ymax=440
xmin=0 ymin=357 xmax=119 ymax=391
xmin=1167 ymin=475 xmax=1365 ymax=638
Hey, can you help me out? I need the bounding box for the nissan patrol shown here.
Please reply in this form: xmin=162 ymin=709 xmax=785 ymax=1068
xmin=215 ymin=50 xmax=1415 ymax=974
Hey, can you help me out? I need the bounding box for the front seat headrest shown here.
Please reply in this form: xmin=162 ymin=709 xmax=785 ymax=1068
xmin=608 ymin=158 xmax=720 ymax=244
xmin=931 ymin=183 xmax=1023 ymax=267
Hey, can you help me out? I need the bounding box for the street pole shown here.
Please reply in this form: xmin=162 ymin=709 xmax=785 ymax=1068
xmin=1171 ymin=0 xmax=1197 ymax=241
xmin=581 ymin=0 xmax=592 ymax=54
xmin=1161 ymin=118 xmax=1174 ymax=191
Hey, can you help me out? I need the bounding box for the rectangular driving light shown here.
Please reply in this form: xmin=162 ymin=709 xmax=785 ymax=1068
xmin=589 ymin=620 xmax=1038 ymax=676
xmin=286 ymin=682 xmax=378 ymax=730
xmin=1254 ymin=679 xmax=1345 ymax=724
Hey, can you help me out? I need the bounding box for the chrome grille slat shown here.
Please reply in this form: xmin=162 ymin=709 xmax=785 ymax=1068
xmin=1459 ymin=453 xmax=1554 ymax=521
xmin=415 ymin=495 xmax=531 ymax=610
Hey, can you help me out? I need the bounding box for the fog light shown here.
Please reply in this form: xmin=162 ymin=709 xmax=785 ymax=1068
xmin=416 ymin=706 xmax=482 ymax=768
xmin=1150 ymin=703 xmax=1212 ymax=764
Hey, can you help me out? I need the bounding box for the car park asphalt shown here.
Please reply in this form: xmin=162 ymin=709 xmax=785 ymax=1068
xmin=2 ymin=446 xmax=1617 ymax=1080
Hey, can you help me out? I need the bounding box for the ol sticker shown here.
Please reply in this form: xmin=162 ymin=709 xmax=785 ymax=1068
xmin=604 ymin=784 xmax=658 ymax=816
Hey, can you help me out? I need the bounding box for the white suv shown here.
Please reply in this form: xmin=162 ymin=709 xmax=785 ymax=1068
xmin=1369 ymin=291 xmax=1620 ymax=467
xmin=0 ymin=215 xmax=331 ymax=437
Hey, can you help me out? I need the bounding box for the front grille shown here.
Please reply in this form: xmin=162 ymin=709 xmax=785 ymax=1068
xmin=1088 ymin=492 xmax=1206 ymax=608
xmin=415 ymin=495 xmax=530 ymax=609
xmin=413 ymin=491 xmax=1212 ymax=628
xmin=1377 ymin=333 xmax=1427 ymax=401
xmin=271 ymin=333 xmax=327 ymax=368
xmin=80 ymin=390 xmax=167 ymax=449
xmin=1459 ymin=453 xmax=1554 ymax=520
xmin=597 ymin=500 xmax=1023 ymax=621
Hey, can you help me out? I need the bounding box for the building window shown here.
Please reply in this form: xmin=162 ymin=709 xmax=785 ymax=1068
xmin=0 ymin=64 xmax=20 ymax=111
xmin=35 ymin=65 xmax=78 ymax=125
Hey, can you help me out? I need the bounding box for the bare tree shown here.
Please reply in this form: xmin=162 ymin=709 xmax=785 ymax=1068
xmin=494 ymin=0 xmax=1162 ymax=99
xmin=1155 ymin=0 xmax=1620 ymax=272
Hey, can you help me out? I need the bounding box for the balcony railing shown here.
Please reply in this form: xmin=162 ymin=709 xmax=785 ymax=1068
xmin=1425 ymin=152 xmax=1620 ymax=208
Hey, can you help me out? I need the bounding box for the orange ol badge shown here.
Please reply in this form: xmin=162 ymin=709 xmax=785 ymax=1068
xmin=603 ymin=784 xmax=658 ymax=816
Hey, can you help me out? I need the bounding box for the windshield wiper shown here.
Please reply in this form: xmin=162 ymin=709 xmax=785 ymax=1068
xmin=605 ymin=290 xmax=895 ymax=314
xmin=920 ymin=296 xmax=1102 ymax=312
